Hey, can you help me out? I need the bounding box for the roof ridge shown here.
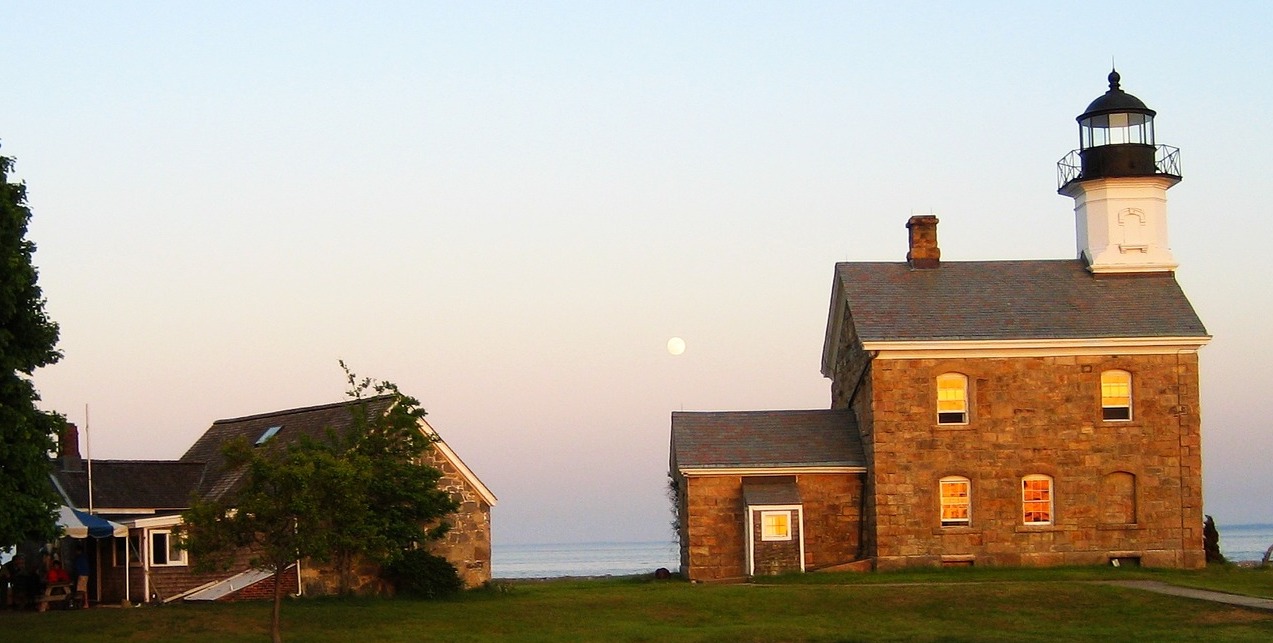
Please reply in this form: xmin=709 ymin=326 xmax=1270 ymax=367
xmin=835 ymin=258 xmax=1081 ymax=267
xmin=672 ymin=409 xmax=850 ymax=416
xmin=211 ymin=394 xmax=395 ymax=424
xmin=53 ymin=458 xmax=203 ymax=465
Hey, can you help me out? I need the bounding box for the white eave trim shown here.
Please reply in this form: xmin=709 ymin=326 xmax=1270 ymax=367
xmin=862 ymin=336 xmax=1211 ymax=359
xmin=679 ymin=466 xmax=866 ymax=477
xmin=125 ymin=514 xmax=184 ymax=529
xmin=419 ymin=419 xmax=498 ymax=507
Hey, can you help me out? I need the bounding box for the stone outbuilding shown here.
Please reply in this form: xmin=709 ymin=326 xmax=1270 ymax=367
xmin=671 ymin=70 xmax=1210 ymax=581
xmin=51 ymin=396 xmax=496 ymax=603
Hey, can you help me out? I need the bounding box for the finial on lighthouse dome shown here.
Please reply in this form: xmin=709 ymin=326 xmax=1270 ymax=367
xmin=1081 ymin=69 xmax=1152 ymax=121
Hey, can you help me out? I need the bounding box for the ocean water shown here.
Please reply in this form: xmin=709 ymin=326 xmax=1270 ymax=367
xmin=1219 ymin=523 xmax=1273 ymax=562
xmin=490 ymin=524 xmax=1273 ymax=578
xmin=493 ymin=541 xmax=679 ymax=579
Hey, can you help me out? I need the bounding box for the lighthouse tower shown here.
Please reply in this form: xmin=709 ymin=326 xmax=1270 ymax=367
xmin=1058 ymin=70 xmax=1181 ymax=274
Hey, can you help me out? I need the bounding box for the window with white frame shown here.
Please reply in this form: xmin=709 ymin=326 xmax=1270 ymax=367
xmin=149 ymin=530 xmax=188 ymax=567
xmin=940 ymin=476 xmax=971 ymax=527
xmin=1022 ymin=475 xmax=1054 ymax=525
xmin=1101 ymin=370 xmax=1132 ymax=421
xmin=760 ymin=511 xmax=792 ymax=541
xmin=936 ymin=373 xmax=968 ymax=424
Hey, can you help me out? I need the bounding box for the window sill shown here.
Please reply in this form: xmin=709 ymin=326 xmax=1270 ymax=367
xmin=933 ymin=424 xmax=974 ymax=431
xmin=1014 ymin=525 xmax=1063 ymax=533
xmin=933 ymin=527 xmax=981 ymax=536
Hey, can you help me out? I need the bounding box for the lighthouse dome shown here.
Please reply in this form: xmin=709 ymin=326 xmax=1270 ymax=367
xmin=1080 ymin=69 xmax=1155 ymax=120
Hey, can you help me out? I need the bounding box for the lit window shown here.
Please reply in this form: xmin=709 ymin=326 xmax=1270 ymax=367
xmin=1022 ymin=475 xmax=1054 ymax=525
xmin=1101 ymin=370 xmax=1132 ymax=421
xmin=149 ymin=530 xmax=188 ymax=567
xmin=937 ymin=373 xmax=968 ymax=424
xmin=760 ymin=511 xmax=791 ymax=541
xmin=940 ymin=476 xmax=971 ymax=527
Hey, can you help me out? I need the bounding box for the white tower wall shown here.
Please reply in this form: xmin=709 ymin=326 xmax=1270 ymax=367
xmin=1060 ymin=175 xmax=1179 ymax=274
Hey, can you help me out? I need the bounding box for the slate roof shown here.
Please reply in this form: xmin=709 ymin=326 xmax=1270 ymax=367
xmin=671 ymin=409 xmax=864 ymax=471
xmin=181 ymin=396 xmax=397 ymax=501
xmin=833 ymin=259 xmax=1208 ymax=342
xmin=51 ymin=461 xmax=207 ymax=511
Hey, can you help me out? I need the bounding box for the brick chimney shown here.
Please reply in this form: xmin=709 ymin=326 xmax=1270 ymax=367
xmin=60 ymin=422 xmax=83 ymax=471
xmin=906 ymin=215 xmax=940 ymax=269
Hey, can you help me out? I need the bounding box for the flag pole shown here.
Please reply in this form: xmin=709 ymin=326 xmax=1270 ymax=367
xmin=85 ymin=404 xmax=94 ymax=514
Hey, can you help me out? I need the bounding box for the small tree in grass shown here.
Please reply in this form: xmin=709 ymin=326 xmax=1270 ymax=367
xmin=1203 ymin=515 xmax=1226 ymax=565
xmin=182 ymin=435 xmax=337 ymax=643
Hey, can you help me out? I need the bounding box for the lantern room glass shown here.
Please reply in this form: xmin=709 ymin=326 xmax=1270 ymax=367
xmin=1080 ymin=112 xmax=1155 ymax=149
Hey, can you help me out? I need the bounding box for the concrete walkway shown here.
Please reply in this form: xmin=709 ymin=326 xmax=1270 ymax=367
xmin=1102 ymin=580 xmax=1273 ymax=611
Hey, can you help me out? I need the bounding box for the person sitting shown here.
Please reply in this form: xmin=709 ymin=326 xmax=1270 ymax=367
xmin=46 ymin=559 xmax=70 ymax=586
xmin=10 ymin=555 xmax=35 ymax=610
xmin=36 ymin=559 xmax=71 ymax=612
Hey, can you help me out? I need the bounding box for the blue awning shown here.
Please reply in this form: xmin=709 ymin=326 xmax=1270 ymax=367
xmin=57 ymin=506 xmax=127 ymax=539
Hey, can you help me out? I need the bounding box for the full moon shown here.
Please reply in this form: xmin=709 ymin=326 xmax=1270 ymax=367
xmin=667 ymin=337 xmax=686 ymax=356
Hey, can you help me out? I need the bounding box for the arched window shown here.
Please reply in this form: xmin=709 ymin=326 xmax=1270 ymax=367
xmin=1101 ymin=370 xmax=1132 ymax=421
xmin=936 ymin=373 xmax=968 ymax=425
xmin=939 ymin=476 xmax=971 ymax=527
xmin=1022 ymin=475 xmax=1054 ymax=525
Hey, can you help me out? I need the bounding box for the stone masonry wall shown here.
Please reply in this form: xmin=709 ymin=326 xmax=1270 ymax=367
xmin=300 ymin=443 xmax=493 ymax=595
xmin=682 ymin=476 xmax=746 ymax=581
xmin=681 ymin=473 xmax=865 ymax=581
xmin=829 ymin=307 xmax=877 ymax=559
xmin=422 ymin=447 xmax=493 ymax=588
xmin=865 ymin=353 xmax=1204 ymax=570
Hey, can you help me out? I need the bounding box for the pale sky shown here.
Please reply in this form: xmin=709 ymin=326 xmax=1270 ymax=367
xmin=4 ymin=2 xmax=1271 ymax=545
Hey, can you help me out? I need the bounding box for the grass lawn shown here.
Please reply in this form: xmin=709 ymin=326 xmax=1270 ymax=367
xmin=4 ymin=567 xmax=1273 ymax=642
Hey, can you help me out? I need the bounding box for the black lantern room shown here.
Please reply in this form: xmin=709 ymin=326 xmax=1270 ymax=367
xmin=1058 ymin=70 xmax=1180 ymax=189
xmin=1078 ymin=69 xmax=1157 ymax=178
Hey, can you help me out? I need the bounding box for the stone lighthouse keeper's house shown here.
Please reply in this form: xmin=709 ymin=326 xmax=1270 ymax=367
xmin=670 ymin=71 xmax=1210 ymax=580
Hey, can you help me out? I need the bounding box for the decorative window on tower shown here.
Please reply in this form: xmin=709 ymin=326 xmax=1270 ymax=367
xmin=939 ymin=476 xmax=971 ymax=527
xmin=936 ymin=373 xmax=968 ymax=424
xmin=1101 ymin=370 xmax=1132 ymax=421
xmin=1022 ymin=475 xmax=1054 ymax=526
xmin=1117 ymin=208 xmax=1148 ymax=253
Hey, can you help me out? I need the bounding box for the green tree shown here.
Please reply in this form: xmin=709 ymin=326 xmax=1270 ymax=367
xmin=0 ymin=150 xmax=63 ymax=547
xmin=326 ymin=363 xmax=458 ymax=594
xmin=182 ymin=435 xmax=337 ymax=643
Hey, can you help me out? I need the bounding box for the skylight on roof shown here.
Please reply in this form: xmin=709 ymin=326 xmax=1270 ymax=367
xmin=255 ymin=426 xmax=282 ymax=446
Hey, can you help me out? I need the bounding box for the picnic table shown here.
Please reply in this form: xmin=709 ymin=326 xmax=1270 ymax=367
xmin=36 ymin=583 xmax=74 ymax=611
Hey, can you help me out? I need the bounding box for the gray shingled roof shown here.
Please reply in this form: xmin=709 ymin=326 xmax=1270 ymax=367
xmin=51 ymin=461 xmax=207 ymax=511
xmin=182 ymin=396 xmax=396 ymax=501
xmin=834 ymin=259 xmax=1208 ymax=342
xmin=671 ymin=409 xmax=864 ymax=470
